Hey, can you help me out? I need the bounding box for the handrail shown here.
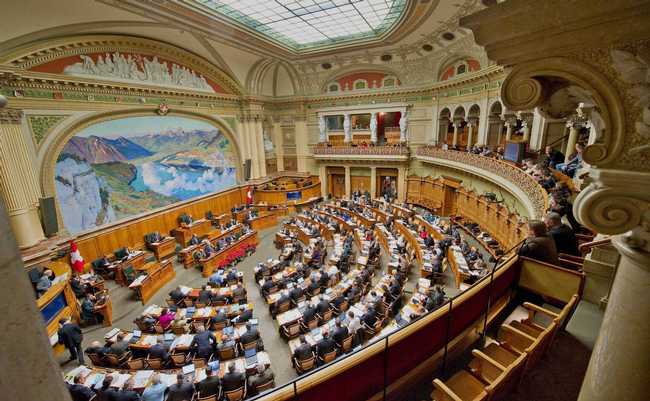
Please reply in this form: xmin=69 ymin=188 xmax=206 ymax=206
xmin=546 ymin=132 xmax=571 ymax=149
xmin=578 ymin=237 xmax=612 ymax=255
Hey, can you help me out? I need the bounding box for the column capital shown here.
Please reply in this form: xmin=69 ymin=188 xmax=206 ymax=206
xmin=0 ymin=108 xmax=23 ymax=125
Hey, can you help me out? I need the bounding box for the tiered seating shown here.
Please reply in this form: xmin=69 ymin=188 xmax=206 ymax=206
xmin=431 ymin=295 xmax=579 ymax=401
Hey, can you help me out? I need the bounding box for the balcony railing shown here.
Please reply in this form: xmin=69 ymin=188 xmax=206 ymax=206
xmin=416 ymin=146 xmax=548 ymax=217
xmin=312 ymin=144 xmax=410 ymax=157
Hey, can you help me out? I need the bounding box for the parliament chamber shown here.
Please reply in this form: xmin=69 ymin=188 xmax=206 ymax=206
xmin=0 ymin=1 xmax=648 ymax=401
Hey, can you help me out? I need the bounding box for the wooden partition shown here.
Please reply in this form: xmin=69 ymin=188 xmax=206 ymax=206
xmin=253 ymin=177 xmax=321 ymax=206
xmin=73 ymin=186 xmax=245 ymax=264
xmin=518 ymin=257 xmax=585 ymax=304
xmin=407 ymin=176 xmax=527 ymax=249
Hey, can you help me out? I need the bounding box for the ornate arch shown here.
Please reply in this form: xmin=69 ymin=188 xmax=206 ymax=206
xmin=319 ymin=64 xmax=403 ymax=92
xmin=1 ymin=34 xmax=244 ymax=95
xmin=39 ymin=108 xmax=244 ymax=200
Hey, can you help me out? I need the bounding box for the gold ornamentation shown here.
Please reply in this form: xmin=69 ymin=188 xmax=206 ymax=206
xmin=0 ymin=108 xmax=23 ymax=124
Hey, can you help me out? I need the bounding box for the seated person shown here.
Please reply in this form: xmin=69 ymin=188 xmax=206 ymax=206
xmin=148 ymin=338 xmax=170 ymax=363
xmin=222 ymin=363 xmax=246 ymax=393
xmin=203 ymin=240 xmax=216 ymax=257
xmin=109 ymin=333 xmax=129 ymax=357
xmin=166 ymin=373 xmax=195 ymax=401
xmin=292 ymin=335 xmax=313 ymax=365
xmin=208 ymin=269 xmax=225 ymax=286
xmin=80 ymin=294 xmax=103 ymax=324
xmin=517 ymin=220 xmax=559 ymax=265
xmin=316 ymin=295 xmax=330 ymax=317
xmin=36 ymin=269 xmax=54 ymax=296
xmin=272 ymin=290 xmax=290 ymax=315
xmin=232 ymin=305 xmax=252 ymax=324
xmin=188 ymin=234 xmax=201 ymax=246
xmin=545 ymin=211 xmax=580 ymax=256
xmin=169 ymin=287 xmax=185 ymax=305
xmin=301 ymin=301 xmax=317 ymax=324
xmin=157 ymin=308 xmax=175 ymax=331
xmin=135 ymin=314 xmax=156 ymax=332
xmin=179 ymin=213 xmax=193 ymax=226
xmin=248 ymin=363 xmax=275 ymax=395
xmin=210 ymin=308 xmax=229 ymax=327
xmin=261 ymin=277 xmax=274 ymax=296
xmin=226 ymin=268 xmax=239 ymax=283
xmin=239 ymin=322 xmax=261 ymax=348
xmin=332 ymin=318 xmax=349 ymax=348
xmin=70 ymin=275 xmax=88 ymax=299
xmin=115 ymin=379 xmax=140 ymax=401
xmin=231 ymin=284 xmax=246 ymax=303
xmin=67 ymin=373 xmax=96 ymax=401
xmin=196 ymin=364 xmax=221 ymax=398
xmin=362 ymin=306 xmax=377 ymax=328
xmin=316 ymin=329 xmax=337 ymax=363
xmin=85 ymin=340 xmax=109 ymax=358
xmin=197 ymin=285 xmax=213 ymax=305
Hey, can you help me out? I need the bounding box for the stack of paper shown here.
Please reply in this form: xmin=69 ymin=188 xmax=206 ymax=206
xmin=132 ymin=370 xmax=154 ymax=388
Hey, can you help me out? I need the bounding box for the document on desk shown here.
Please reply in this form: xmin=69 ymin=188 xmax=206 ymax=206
xmin=133 ymin=370 xmax=154 ymax=388
xmin=110 ymin=373 xmax=132 ymax=389
xmin=158 ymin=373 xmax=177 ymax=387
xmin=142 ymin=335 xmax=158 ymax=346
xmin=64 ymin=365 xmax=91 ymax=383
xmin=129 ymin=274 xmax=147 ymax=288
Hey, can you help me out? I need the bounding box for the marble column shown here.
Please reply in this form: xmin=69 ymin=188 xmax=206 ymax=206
xmin=254 ymin=118 xmax=267 ymax=177
xmin=0 ymin=108 xmax=45 ymax=248
xmin=565 ymin=122 xmax=580 ymax=162
xmin=0 ymin=201 xmax=72 ymax=401
xmin=319 ymin=164 xmax=327 ymax=198
xmin=344 ymin=166 xmax=351 ymax=199
xmin=467 ymin=122 xmax=474 ymax=148
xmin=522 ymin=119 xmax=531 ymax=142
xmin=272 ymin=119 xmax=284 ymax=171
xmin=504 ymin=119 xmax=514 ymax=141
xmin=294 ymin=116 xmax=309 ymax=172
xmin=452 ymin=121 xmax=460 ymax=146
xmin=370 ymin=112 xmax=378 ymax=144
xmin=397 ymin=167 xmax=407 ymax=202
xmin=370 ymin=166 xmax=377 ymax=199
xmin=343 ymin=113 xmax=352 ymax=144
xmin=578 ymin=235 xmax=650 ymax=401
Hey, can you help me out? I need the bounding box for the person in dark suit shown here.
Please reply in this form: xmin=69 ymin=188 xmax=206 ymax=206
xmin=330 ymin=291 xmax=345 ymax=311
xmin=261 ymin=278 xmax=274 ymax=296
xmin=289 ymin=284 xmax=304 ymax=303
xmin=148 ymin=338 xmax=169 ymax=364
xmin=166 ymin=373 xmax=195 ymax=401
xmin=109 ymin=333 xmax=130 ymax=357
xmin=544 ymin=146 xmax=565 ymax=169
xmin=188 ymin=234 xmax=201 ymax=246
xmin=362 ymin=307 xmax=377 ymax=328
xmin=292 ymin=335 xmax=313 ymax=365
xmin=545 ymin=212 xmax=580 ymax=257
xmin=85 ymin=340 xmax=109 ymax=358
xmin=248 ymin=363 xmax=274 ymax=395
xmin=222 ymin=363 xmax=246 ymax=393
xmin=114 ymin=379 xmax=140 ymax=401
xmin=198 ymin=285 xmax=213 ymax=305
xmin=234 ymin=306 xmax=253 ymax=323
xmin=239 ymin=322 xmax=260 ymax=347
xmin=95 ymin=375 xmax=118 ymax=401
xmin=68 ymin=373 xmax=96 ymax=401
xmin=169 ymin=287 xmax=185 ymax=305
xmin=332 ymin=318 xmax=349 ymax=348
xmin=517 ymin=220 xmax=559 ymax=265
xmin=272 ymin=290 xmax=290 ymax=315
xmin=316 ymin=295 xmax=330 ymax=317
xmin=58 ymin=318 xmax=84 ymax=364
xmin=210 ymin=308 xmax=229 ymax=327
xmin=301 ymin=301 xmax=317 ymax=324
xmin=196 ymin=364 xmax=221 ymax=398
xmin=190 ymin=326 xmax=216 ymax=360
xmin=316 ymin=330 xmax=336 ymax=363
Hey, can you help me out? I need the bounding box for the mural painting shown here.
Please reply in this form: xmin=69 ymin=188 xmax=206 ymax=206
xmin=55 ymin=115 xmax=238 ymax=233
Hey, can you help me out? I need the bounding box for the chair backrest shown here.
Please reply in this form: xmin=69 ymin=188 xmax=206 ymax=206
xmin=172 ymin=325 xmax=186 ymax=335
xmin=211 ymin=321 xmax=227 ymax=331
xmin=126 ymin=357 xmax=145 ymax=370
xmin=218 ymin=345 xmax=236 ymax=360
xmin=487 ymin=352 xmax=528 ymax=401
xmin=195 ymin=302 xmax=207 ymax=308
xmin=497 ymin=324 xmax=534 ymax=355
xmin=224 ymin=386 xmax=245 ymax=401
xmin=297 ymin=356 xmax=316 ymax=372
xmin=242 ymin=341 xmax=257 ymax=351
xmin=153 ymin=324 xmax=165 ymax=334
xmin=104 ymin=354 xmax=121 ymax=367
xmin=146 ymin=358 xmax=163 ymax=370
xmin=286 ymin=322 xmax=301 ymax=337
xmin=305 ymin=318 xmax=318 ymax=330
xmin=278 ymin=301 xmax=291 ymax=314
xmin=339 ymin=300 xmax=349 ymax=313
xmin=86 ymin=353 xmax=104 ymax=367
xmin=165 ymin=299 xmax=177 ymax=307
xmin=340 ymin=334 xmax=353 ymax=353
xmin=114 ymin=247 xmax=128 ymax=260
xmin=122 ymin=265 xmax=136 ymax=282
xmin=183 ymin=299 xmax=194 ymax=307
xmin=524 ymin=323 xmax=556 ymax=374
xmin=322 ymin=350 xmax=337 ymax=364
xmin=193 ymin=357 xmax=207 ymax=368
xmin=255 ymin=379 xmax=275 ymax=393
xmin=321 ymin=309 xmax=333 ymax=322
xmin=192 ymin=321 xmax=206 ymax=333
xmin=170 ymin=353 xmax=187 ymax=367
xmin=198 ymin=394 xmax=218 ymax=401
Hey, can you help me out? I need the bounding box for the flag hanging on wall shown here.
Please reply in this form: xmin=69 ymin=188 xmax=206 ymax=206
xmin=246 ymin=186 xmax=254 ymax=205
xmin=70 ymin=240 xmax=85 ymax=273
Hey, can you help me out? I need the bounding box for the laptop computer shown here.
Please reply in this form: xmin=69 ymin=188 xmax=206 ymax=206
xmin=244 ymin=348 xmax=258 ymax=366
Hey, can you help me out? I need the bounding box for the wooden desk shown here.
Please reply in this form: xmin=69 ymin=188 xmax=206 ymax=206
xmin=114 ymin=251 xmax=147 ymax=286
xmin=147 ymin=237 xmax=176 ymax=260
xmin=284 ymin=223 xmax=315 ymax=245
xmin=201 ymin=231 xmax=259 ymax=277
xmin=250 ymin=212 xmax=278 ymax=231
xmin=171 ymin=219 xmax=212 ymax=247
xmin=255 ymin=204 xmax=289 ymax=217
xmin=295 ymin=215 xmax=334 ymax=240
xmin=95 ymin=296 xmax=113 ymax=327
xmin=129 ymin=259 xmax=175 ymax=304
xmin=178 ymin=224 xmax=244 ymax=268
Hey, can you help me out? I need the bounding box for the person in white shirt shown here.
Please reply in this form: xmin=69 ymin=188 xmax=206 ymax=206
xmin=142 ymin=374 xmax=166 ymax=401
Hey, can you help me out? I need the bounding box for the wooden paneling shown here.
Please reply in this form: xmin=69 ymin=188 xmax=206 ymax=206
xmin=350 ymin=176 xmax=370 ymax=192
xmin=254 ymin=179 xmax=321 ymax=206
xmin=407 ymin=176 xmax=527 ymax=249
xmin=75 ymin=187 xmax=244 ymax=263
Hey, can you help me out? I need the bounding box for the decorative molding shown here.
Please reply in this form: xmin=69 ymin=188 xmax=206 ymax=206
xmin=27 ymin=115 xmax=67 ymax=146
xmin=0 ymin=108 xmax=23 ymax=124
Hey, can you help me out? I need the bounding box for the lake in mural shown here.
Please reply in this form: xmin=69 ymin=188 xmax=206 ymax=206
xmin=55 ymin=115 xmax=238 ymax=234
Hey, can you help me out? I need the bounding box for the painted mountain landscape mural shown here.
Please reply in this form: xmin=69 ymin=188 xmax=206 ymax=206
xmin=55 ymin=115 xmax=238 ymax=234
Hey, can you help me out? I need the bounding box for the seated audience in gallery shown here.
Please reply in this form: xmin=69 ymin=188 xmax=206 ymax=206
xmin=517 ymin=220 xmax=559 ymax=265
xmin=545 ymin=211 xmax=580 ymax=257
xmin=543 ymin=145 xmax=565 ymax=169
xmin=556 ymin=143 xmax=584 ymax=178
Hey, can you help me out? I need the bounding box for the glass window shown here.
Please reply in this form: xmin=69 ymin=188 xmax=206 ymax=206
xmin=457 ymin=64 xmax=467 ymax=75
xmin=328 ymin=83 xmax=339 ymax=92
xmin=194 ymin=0 xmax=407 ymax=51
xmin=354 ymin=80 xmax=367 ymax=90
xmin=383 ymin=77 xmax=395 ymax=87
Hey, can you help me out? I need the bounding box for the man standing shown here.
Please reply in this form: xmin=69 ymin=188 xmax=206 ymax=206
xmin=58 ymin=318 xmax=84 ymax=365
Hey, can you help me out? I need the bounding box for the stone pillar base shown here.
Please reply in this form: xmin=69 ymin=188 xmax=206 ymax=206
xmin=8 ymin=208 xmax=45 ymax=248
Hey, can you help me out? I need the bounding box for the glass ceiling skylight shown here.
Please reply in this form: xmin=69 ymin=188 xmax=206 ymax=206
xmin=195 ymin=0 xmax=407 ymax=51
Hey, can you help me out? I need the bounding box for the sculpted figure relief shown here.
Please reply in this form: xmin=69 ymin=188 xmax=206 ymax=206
xmin=63 ymin=52 xmax=215 ymax=92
